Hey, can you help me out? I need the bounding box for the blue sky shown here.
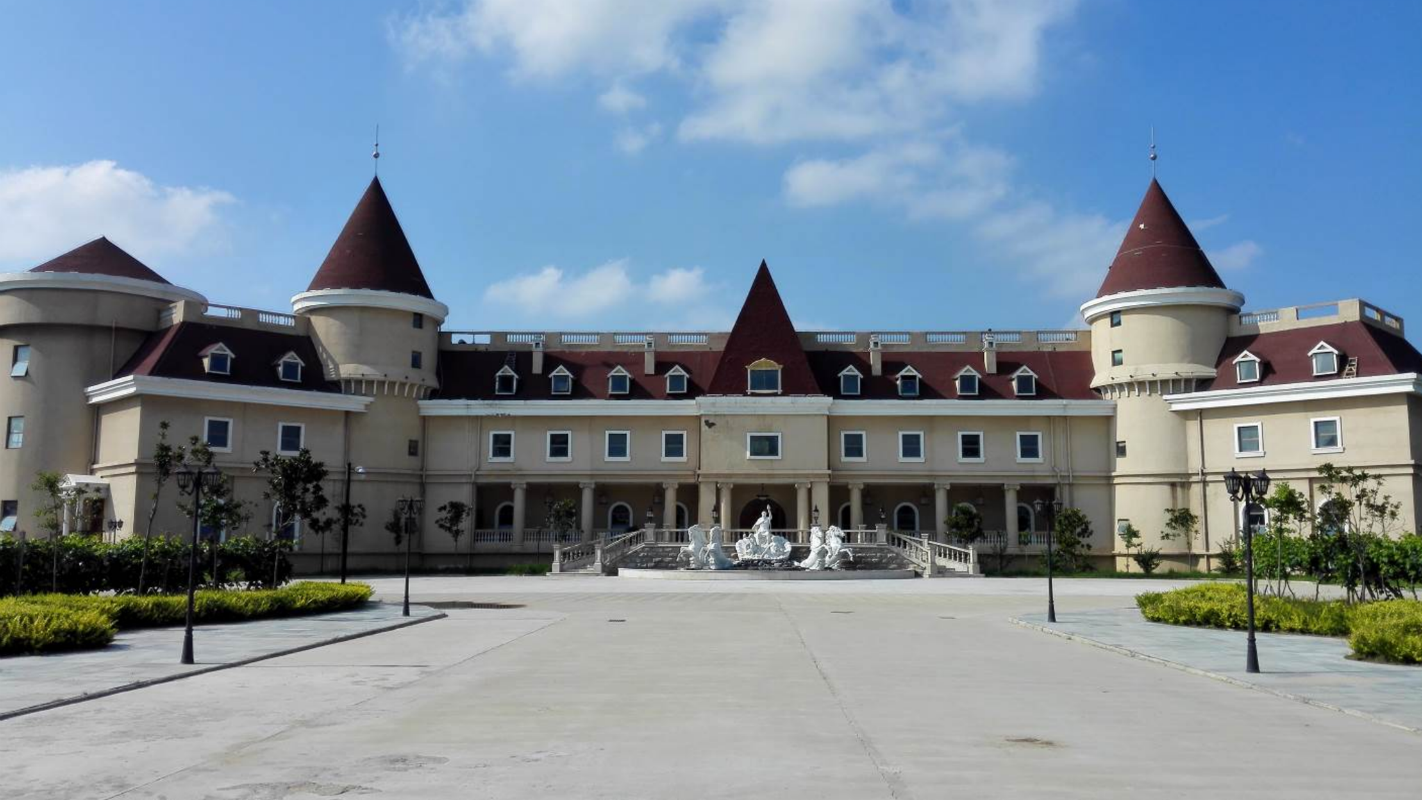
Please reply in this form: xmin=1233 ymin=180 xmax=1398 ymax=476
xmin=2 ymin=1 xmax=1418 ymax=333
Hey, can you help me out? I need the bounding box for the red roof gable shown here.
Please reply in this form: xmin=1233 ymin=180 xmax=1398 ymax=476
xmin=1210 ymin=321 xmax=1422 ymax=389
xmin=117 ymin=322 xmax=340 ymax=392
xmin=30 ymin=237 xmax=172 ymax=284
xmin=307 ymin=177 xmax=434 ymax=298
xmin=436 ymin=350 xmax=723 ymax=400
xmin=1095 ymin=180 xmax=1227 ymax=298
xmin=706 ymin=262 xmax=821 ymax=395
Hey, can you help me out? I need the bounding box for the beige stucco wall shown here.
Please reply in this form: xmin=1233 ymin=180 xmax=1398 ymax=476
xmin=303 ymin=306 xmax=440 ymax=389
xmin=1090 ymin=304 xmax=1232 ymax=383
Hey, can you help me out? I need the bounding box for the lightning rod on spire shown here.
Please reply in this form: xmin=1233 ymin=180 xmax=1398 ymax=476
xmin=1149 ymin=126 xmax=1157 ymax=178
xmin=372 ymin=125 xmax=381 ymax=176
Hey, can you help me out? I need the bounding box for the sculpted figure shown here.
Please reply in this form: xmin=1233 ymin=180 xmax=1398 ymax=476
xmin=705 ymin=525 xmax=734 ymax=569
xmin=798 ymin=525 xmax=829 ymax=570
xmin=823 ymin=525 xmax=854 ymax=570
xmin=735 ymin=509 xmax=793 ymax=562
xmin=677 ymin=524 xmax=710 ymax=569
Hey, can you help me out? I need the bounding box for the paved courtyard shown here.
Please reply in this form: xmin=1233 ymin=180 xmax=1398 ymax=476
xmin=2 ymin=576 xmax=1419 ymax=799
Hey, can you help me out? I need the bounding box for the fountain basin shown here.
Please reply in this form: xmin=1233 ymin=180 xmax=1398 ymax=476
xmin=616 ymin=568 xmax=917 ymax=580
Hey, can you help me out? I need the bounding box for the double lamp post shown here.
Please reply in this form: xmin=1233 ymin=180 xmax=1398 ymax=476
xmin=1224 ymin=467 xmax=1270 ymax=674
xmin=175 ymin=462 xmax=222 ymax=665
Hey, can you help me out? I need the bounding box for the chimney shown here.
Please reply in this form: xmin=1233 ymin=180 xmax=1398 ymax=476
xmin=644 ymin=335 xmax=656 ymax=375
xmin=532 ymin=338 xmax=544 ymax=375
xmin=982 ymin=330 xmax=997 ymax=374
xmin=870 ymin=335 xmax=883 ymax=377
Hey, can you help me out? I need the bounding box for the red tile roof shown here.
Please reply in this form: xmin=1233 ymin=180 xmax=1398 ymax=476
xmin=30 ymin=237 xmax=172 ymax=284
xmin=1095 ymin=179 xmax=1227 ymax=298
xmin=117 ymin=322 xmax=340 ymax=392
xmin=706 ymin=262 xmax=821 ymax=395
xmin=807 ymin=351 xmax=1098 ymax=400
xmin=1210 ymin=321 xmax=1422 ymax=389
xmin=436 ymin=350 xmax=723 ymax=400
xmin=306 ymin=177 xmax=435 ymax=299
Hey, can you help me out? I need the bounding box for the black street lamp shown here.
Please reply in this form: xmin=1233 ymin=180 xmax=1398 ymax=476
xmin=812 ymin=505 xmax=820 ymax=527
xmin=339 ymin=464 xmax=365 ymax=584
xmin=175 ymin=462 xmax=222 ymax=664
xmin=1033 ymin=497 xmax=1064 ymax=623
xmin=395 ymin=496 xmax=424 ymax=617
xmin=105 ymin=518 xmax=124 ymax=545
xmin=711 ymin=506 xmax=720 ymax=525
xmin=1224 ymin=468 xmax=1270 ymax=674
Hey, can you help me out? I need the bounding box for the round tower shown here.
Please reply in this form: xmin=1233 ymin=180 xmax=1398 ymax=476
xmin=1079 ymin=179 xmax=1244 ymax=567
xmin=0 ymin=238 xmax=205 ymax=534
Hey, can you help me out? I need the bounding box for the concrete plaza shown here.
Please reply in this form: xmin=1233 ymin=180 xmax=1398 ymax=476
xmin=2 ymin=576 xmax=1419 ymax=799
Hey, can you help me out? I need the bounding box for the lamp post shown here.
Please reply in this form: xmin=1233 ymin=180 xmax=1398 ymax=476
xmin=339 ymin=464 xmax=365 ymax=584
xmin=812 ymin=505 xmax=820 ymax=527
xmin=1033 ymin=497 xmax=1064 ymax=623
xmin=105 ymin=518 xmax=124 ymax=545
xmin=395 ymin=496 xmax=423 ymax=617
xmin=175 ymin=462 xmax=221 ymax=665
xmin=1224 ymin=468 xmax=1270 ymax=674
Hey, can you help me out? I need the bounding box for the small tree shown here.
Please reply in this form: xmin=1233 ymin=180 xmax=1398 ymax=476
xmin=946 ymin=503 xmax=984 ymax=544
xmin=384 ymin=507 xmax=406 ymax=547
xmin=32 ymin=471 xmax=88 ymax=592
xmin=177 ymin=439 xmax=251 ymax=587
xmin=1316 ymin=463 xmax=1403 ymax=601
xmin=253 ymin=448 xmax=331 ymax=586
xmin=1049 ymin=507 xmax=1094 ymax=573
xmin=1161 ymin=507 xmax=1198 ymax=550
xmin=1117 ymin=522 xmax=1141 ymax=573
xmin=1259 ymin=483 xmax=1309 ymax=596
xmin=436 ymin=500 xmax=471 ymax=572
xmin=546 ymin=498 xmax=579 ymax=543
xmin=138 ymin=421 xmax=186 ymax=593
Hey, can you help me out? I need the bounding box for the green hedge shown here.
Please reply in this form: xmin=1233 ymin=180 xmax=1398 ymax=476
xmin=1 ymin=582 xmax=371 ymax=656
xmin=1136 ymin=583 xmax=1422 ymax=665
xmin=0 ymin=534 xmax=294 ymax=596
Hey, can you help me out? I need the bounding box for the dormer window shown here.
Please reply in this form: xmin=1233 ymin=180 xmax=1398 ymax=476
xmin=1013 ymin=367 xmax=1038 ymax=396
xmin=608 ymin=366 xmax=632 ymax=396
xmin=747 ymin=359 xmax=781 ymax=394
xmin=665 ymin=366 xmax=689 ymax=395
xmin=276 ymin=352 xmax=304 ymax=383
xmin=549 ymin=366 xmax=573 ymax=396
xmin=1309 ymin=342 xmax=1339 ymax=376
xmin=895 ymin=366 xmax=920 ymax=398
xmin=495 ymin=366 xmax=519 ymax=395
xmin=1234 ymin=350 xmax=1261 ymax=383
xmin=839 ymin=366 xmax=862 ymax=396
xmin=200 ymin=343 xmax=234 ymax=376
xmin=955 ymin=366 xmax=980 ymax=396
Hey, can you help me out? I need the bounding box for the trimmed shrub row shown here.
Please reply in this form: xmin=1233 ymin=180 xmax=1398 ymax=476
xmin=1136 ymin=583 xmax=1422 ymax=665
xmin=0 ymin=534 xmax=293 ymax=597
xmin=1 ymin=582 xmax=372 ymax=656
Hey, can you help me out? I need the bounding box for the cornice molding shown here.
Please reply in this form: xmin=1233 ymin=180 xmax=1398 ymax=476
xmin=1164 ymin=373 xmax=1422 ymax=411
xmin=291 ymin=288 xmax=449 ymax=322
xmin=420 ymin=399 xmax=700 ymax=417
xmin=0 ymin=271 xmax=207 ymax=304
xmin=86 ymin=375 xmax=374 ymax=412
xmin=1080 ymin=286 xmax=1245 ymax=324
xmin=419 ymin=396 xmax=1114 ymax=418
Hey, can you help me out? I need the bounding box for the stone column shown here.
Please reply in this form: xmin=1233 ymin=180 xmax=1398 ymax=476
xmin=512 ymin=482 xmax=527 ymax=545
xmin=579 ymin=482 xmax=596 ymax=542
xmin=811 ymin=481 xmax=830 ymax=531
xmin=849 ymin=483 xmax=864 ymax=530
xmin=935 ymin=483 xmax=950 ymax=541
xmin=662 ymin=482 xmax=679 ymax=530
xmin=718 ymin=483 xmax=734 ymax=530
xmin=698 ymin=481 xmax=717 ymax=525
xmin=1004 ymin=483 xmax=1020 ymax=547
xmin=795 ymin=482 xmax=811 ymax=532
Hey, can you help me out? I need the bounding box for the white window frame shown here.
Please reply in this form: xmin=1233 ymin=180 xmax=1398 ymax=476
xmin=276 ymin=422 xmax=305 ymax=455
xmin=1309 ymin=342 xmax=1339 ymax=377
xmin=546 ymin=430 xmax=573 ymax=462
xmin=838 ymin=366 xmax=862 ymax=396
xmin=488 ymin=430 xmax=515 ymax=462
xmin=898 ymin=431 xmax=925 ymax=463
xmin=665 ymin=366 xmax=689 ymax=395
xmin=1240 ymin=503 xmax=1269 ymax=535
xmin=896 ymin=366 xmax=921 ymax=398
xmin=202 ymin=343 xmax=234 ymax=376
xmin=1233 ymin=422 xmax=1264 ymax=458
xmin=840 ymin=430 xmax=867 ymax=462
xmin=607 ymin=366 xmax=632 ymax=396
xmin=1109 ymin=310 xmax=1122 ymax=328
xmin=893 ymin=503 xmax=920 ymax=532
xmin=5 ymin=416 xmax=23 ymax=449
xmin=746 ymin=432 xmax=782 ymax=460
xmin=747 ymin=359 xmax=782 ymax=395
xmin=1017 ymin=503 xmax=1036 ymax=533
xmin=548 ymin=365 xmax=574 ymax=396
xmin=957 ymin=431 xmax=985 ymax=463
xmin=954 ymin=366 xmax=980 ymax=397
xmin=1233 ymin=350 xmax=1261 ymax=384
xmin=495 ymin=366 xmax=519 ymax=396
xmin=604 ymin=430 xmax=631 ymax=462
xmin=0 ymin=500 xmax=17 ymax=533
xmin=1310 ymin=416 xmax=1344 ymax=454
xmin=203 ymin=417 xmax=234 ymax=453
xmin=1012 ymin=367 xmax=1038 ymax=397
xmin=1015 ymin=431 xmax=1044 ymax=463
xmin=661 ymin=430 xmax=687 ymax=462
xmin=276 ymin=352 xmax=304 ymax=383
xmin=11 ymin=344 xmax=30 ymax=378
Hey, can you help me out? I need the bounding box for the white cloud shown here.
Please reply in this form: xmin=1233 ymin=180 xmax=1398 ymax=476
xmin=0 ymin=160 xmax=234 ymax=265
xmin=975 ymin=202 xmax=1125 ymax=298
xmin=784 ymin=139 xmax=1012 ymax=220
xmin=598 ymin=83 xmax=647 ymax=114
xmin=481 ymin=261 xmax=730 ymax=328
xmin=647 ymin=266 xmax=711 ymax=303
xmin=1190 ymin=213 xmax=1229 ymax=232
xmin=1209 ymin=240 xmax=1263 ymax=271
xmin=616 ymin=122 xmax=663 ymax=155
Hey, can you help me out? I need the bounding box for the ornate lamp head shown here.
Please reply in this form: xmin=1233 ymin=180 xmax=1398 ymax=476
xmin=812 ymin=505 xmax=820 ymax=525
xmin=1033 ymin=498 xmax=1045 ymax=514
xmin=1223 ymin=469 xmax=1243 ymax=500
xmin=1253 ymin=469 xmax=1271 ymax=497
xmin=175 ymin=464 xmax=196 ymax=494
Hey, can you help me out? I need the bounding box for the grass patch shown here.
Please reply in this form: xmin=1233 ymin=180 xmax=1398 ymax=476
xmin=1 ymin=582 xmax=372 ymax=656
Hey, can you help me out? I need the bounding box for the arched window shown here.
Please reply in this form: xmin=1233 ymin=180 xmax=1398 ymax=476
xmin=675 ymin=503 xmax=690 ymax=530
xmin=1317 ymin=498 xmax=1349 ymax=535
xmin=838 ymin=503 xmax=853 ymax=529
xmin=494 ymin=502 xmax=515 ymax=531
xmin=893 ymin=503 xmax=919 ymax=532
xmin=1240 ymin=503 xmax=1268 ymax=535
xmin=1017 ymin=503 xmax=1035 ymax=533
xmin=608 ymin=502 xmax=633 ymax=534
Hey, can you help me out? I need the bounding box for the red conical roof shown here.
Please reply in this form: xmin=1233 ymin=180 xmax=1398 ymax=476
xmin=1095 ymin=179 xmax=1226 ymax=298
xmin=30 ymin=237 xmax=171 ymax=284
xmin=307 ymin=177 xmax=434 ymax=298
xmin=707 ymin=261 xmax=821 ymax=395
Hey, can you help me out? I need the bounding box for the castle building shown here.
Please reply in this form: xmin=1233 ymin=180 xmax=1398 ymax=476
xmin=2 ymin=176 xmax=1418 ymax=571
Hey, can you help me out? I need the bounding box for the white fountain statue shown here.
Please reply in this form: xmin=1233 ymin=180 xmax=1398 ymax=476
xmin=735 ymin=510 xmax=793 ymax=562
xmin=706 ymin=525 xmax=734 ymax=569
xmin=798 ymin=525 xmax=854 ymax=570
xmin=678 ymin=524 xmax=736 ymax=570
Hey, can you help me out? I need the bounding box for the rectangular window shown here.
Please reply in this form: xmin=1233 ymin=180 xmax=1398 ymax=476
xmin=841 ymin=431 xmax=866 ymax=462
xmin=0 ymin=500 xmax=16 ymax=532
xmin=277 ymin=423 xmax=304 ymax=454
xmin=841 ymin=372 xmax=861 ymax=396
xmin=550 ymin=373 xmax=572 ymax=395
xmin=412 ymin=312 xmax=424 ymax=329
xmin=1111 ymin=350 xmax=1124 ymax=367
xmin=747 ymin=432 xmax=781 ymax=459
xmin=1312 ymin=351 xmax=1337 ymax=376
xmin=546 ymin=430 xmax=572 ymax=462
xmin=605 ymin=430 xmax=630 ymax=461
xmin=5 ymin=416 xmax=23 ymax=449
xmin=898 ymin=374 xmax=920 ymax=397
xmin=956 ymin=373 xmax=979 ymax=396
xmin=666 ymin=372 xmax=688 ymax=394
xmin=1115 ymin=440 xmax=1127 ymax=458
xmin=11 ymin=345 xmax=30 ymax=378
xmin=1236 ymin=360 xmax=1260 ymax=383
xmin=1109 ymin=310 xmax=1122 ymax=328
xmin=495 ymin=372 xmax=517 ymax=395
xmin=608 ymin=373 xmax=631 ymax=395
xmin=1311 ymin=417 xmax=1343 ymax=453
xmin=1016 ymin=432 xmax=1043 ymax=462
xmin=489 ymin=431 xmax=514 ymax=462
xmin=411 ymin=350 xmax=423 ymax=369
xmin=958 ymin=431 xmax=984 ymax=463
xmin=661 ymin=430 xmax=687 ymax=461
xmin=204 ymin=417 xmax=233 ymax=452
xmin=1234 ymin=423 xmax=1263 ymax=457
xmin=207 ymin=352 xmax=231 ymax=375
xmin=408 ymin=439 xmax=420 ymax=457
xmin=1013 ymin=374 xmax=1037 ymax=396
xmin=279 ymin=360 xmax=302 ymax=382
xmin=749 ymin=368 xmax=780 ymax=393
xmin=898 ymin=431 xmax=924 ymax=462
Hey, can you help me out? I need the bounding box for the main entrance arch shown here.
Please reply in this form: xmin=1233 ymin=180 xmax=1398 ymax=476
xmin=738 ymin=498 xmax=788 ymax=530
